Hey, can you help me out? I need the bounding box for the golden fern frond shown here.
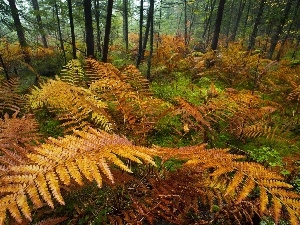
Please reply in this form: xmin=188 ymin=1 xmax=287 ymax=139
xmin=175 ymin=98 xmax=212 ymax=131
xmin=0 ymin=127 xmax=156 ymax=224
xmin=120 ymin=65 xmax=151 ymax=95
xmin=158 ymin=145 xmax=300 ymax=224
xmin=288 ymin=82 xmax=300 ymax=103
xmin=0 ymin=77 xmax=25 ymax=116
xmin=90 ymin=78 xmax=171 ymax=138
xmin=59 ymin=59 xmax=86 ymax=87
xmin=28 ymin=79 xmax=113 ymax=132
xmin=259 ymin=186 xmax=268 ymax=214
xmin=240 ymin=122 xmax=287 ymax=140
xmin=84 ymin=58 xmax=121 ymax=84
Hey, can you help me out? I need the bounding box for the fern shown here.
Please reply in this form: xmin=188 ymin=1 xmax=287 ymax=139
xmin=159 ymin=145 xmax=300 ymax=225
xmin=0 ymin=113 xmax=40 ymax=174
xmin=86 ymin=59 xmax=171 ymax=139
xmin=120 ymin=65 xmax=151 ymax=95
xmin=28 ymin=79 xmax=113 ymax=132
xmin=0 ymin=127 xmax=156 ymax=224
xmin=0 ymin=77 xmax=25 ymax=116
xmin=33 ymin=217 xmax=68 ymax=225
xmin=84 ymin=58 xmax=121 ymax=84
xmin=59 ymin=59 xmax=86 ymax=87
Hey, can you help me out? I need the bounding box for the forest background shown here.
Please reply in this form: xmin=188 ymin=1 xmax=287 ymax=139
xmin=1 ymin=0 xmax=300 ymax=224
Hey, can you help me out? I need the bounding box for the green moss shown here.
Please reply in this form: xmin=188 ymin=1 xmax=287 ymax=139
xmin=34 ymin=109 xmax=64 ymax=138
xmin=151 ymin=73 xmax=207 ymax=105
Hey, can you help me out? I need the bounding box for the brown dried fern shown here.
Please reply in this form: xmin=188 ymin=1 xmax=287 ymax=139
xmin=0 ymin=77 xmax=25 ymax=116
xmin=0 ymin=112 xmax=40 ymax=175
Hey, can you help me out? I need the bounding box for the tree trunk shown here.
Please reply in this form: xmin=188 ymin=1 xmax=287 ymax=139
xmin=142 ymin=7 xmax=151 ymax=60
xmin=147 ymin=0 xmax=154 ymax=80
xmin=136 ymin=0 xmax=144 ymax=67
xmin=184 ymin=0 xmax=188 ymax=46
xmin=31 ymin=0 xmax=48 ymax=48
xmin=188 ymin=1 xmax=198 ymax=45
xmin=94 ymin=0 xmax=102 ymax=58
xmin=123 ymin=0 xmax=129 ymax=51
xmin=267 ymin=0 xmax=293 ymax=59
xmin=8 ymin=0 xmax=31 ymax=64
xmin=230 ymin=0 xmax=246 ymax=41
xmin=102 ymin=0 xmax=114 ymax=62
xmin=247 ymin=0 xmax=265 ymax=51
xmin=83 ymin=0 xmax=94 ymax=57
xmin=54 ymin=0 xmax=66 ymax=64
xmin=211 ymin=0 xmax=226 ymax=50
xmin=157 ymin=0 xmax=162 ymax=48
xmin=67 ymin=0 xmax=76 ymax=59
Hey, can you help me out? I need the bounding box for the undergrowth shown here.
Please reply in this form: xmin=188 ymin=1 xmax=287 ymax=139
xmin=0 ymin=39 xmax=299 ymax=225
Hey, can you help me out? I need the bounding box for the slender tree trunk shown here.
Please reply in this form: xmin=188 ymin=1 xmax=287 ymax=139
xmin=241 ymin=0 xmax=251 ymax=39
xmin=142 ymin=7 xmax=151 ymax=60
xmin=230 ymin=0 xmax=246 ymax=41
xmin=67 ymin=0 xmax=76 ymax=59
xmin=136 ymin=0 xmax=144 ymax=67
xmin=54 ymin=1 xmax=66 ymax=64
xmin=0 ymin=54 xmax=9 ymax=80
xmin=188 ymin=2 xmax=198 ymax=45
xmin=211 ymin=0 xmax=226 ymax=50
xmin=8 ymin=0 xmax=31 ymax=64
xmin=267 ymin=0 xmax=293 ymax=59
xmin=276 ymin=0 xmax=300 ymax=60
xmin=156 ymin=0 xmax=162 ymax=48
xmin=123 ymin=0 xmax=129 ymax=51
xmin=102 ymin=0 xmax=114 ymax=62
xmin=83 ymin=0 xmax=94 ymax=57
xmin=247 ymin=0 xmax=265 ymax=51
xmin=176 ymin=11 xmax=182 ymax=35
xmin=94 ymin=0 xmax=102 ymax=58
xmin=31 ymin=0 xmax=48 ymax=48
xmin=184 ymin=0 xmax=188 ymax=46
xmin=147 ymin=0 xmax=154 ymax=80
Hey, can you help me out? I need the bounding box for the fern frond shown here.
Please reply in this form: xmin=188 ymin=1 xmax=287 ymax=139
xmin=259 ymin=187 xmax=268 ymax=214
xmin=0 ymin=127 xmax=156 ymax=223
xmin=0 ymin=77 xmax=25 ymax=116
xmin=287 ymin=207 xmax=299 ymax=225
xmin=175 ymin=98 xmax=212 ymax=131
xmin=239 ymin=122 xmax=286 ymax=140
xmin=120 ymin=65 xmax=151 ymax=95
xmin=224 ymin=172 xmax=245 ymax=197
xmin=28 ymin=79 xmax=113 ymax=132
xmin=236 ymin=177 xmax=256 ymax=203
xmin=158 ymin=145 xmax=300 ymax=224
xmin=0 ymin=113 xmax=39 ymax=172
xmin=84 ymin=58 xmax=121 ymax=84
xmin=90 ymin=78 xmax=171 ymax=138
xmin=273 ymin=197 xmax=282 ymax=224
xmin=34 ymin=216 xmax=68 ymax=225
xmin=288 ymin=82 xmax=300 ymax=103
xmin=59 ymin=59 xmax=86 ymax=87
